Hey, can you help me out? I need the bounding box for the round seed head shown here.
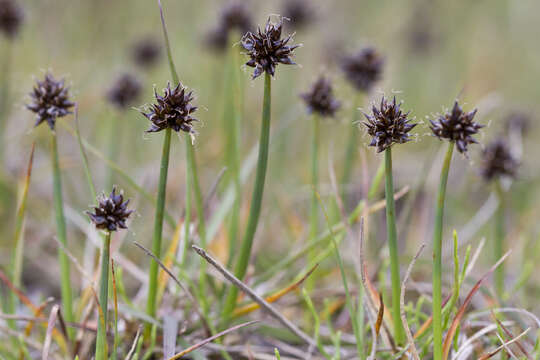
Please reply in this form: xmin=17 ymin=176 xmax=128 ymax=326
xmin=87 ymin=187 xmax=133 ymax=232
xmin=480 ymin=137 xmax=519 ymax=181
xmin=363 ymin=96 xmax=416 ymax=153
xmin=141 ymin=82 xmax=198 ymax=134
xmin=505 ymin=111 xmax=530 ymax=134
xmin=26 ymin=73 xmax=75 ymax=130
xmin=300 ymin=76 xmax=340 ymax=117
xmin=242 ymin=16 xmax=300 ymax=79
xmin=132 ymin=37 xmax=161 ymax=68
xmin=107 ymin=73 xmax=142 ymax=109
xmin=0 ymin=0 xmax=23 ymax=39
xmin=341 ymin=47 xmax=384 ymax=93
xmin=430 ymin=100 xmax=483 ymax=154
xmin=206 ymin=1 xmax=254 ymax=51
xmin=282 ymin=0 xmax=315 ymax=30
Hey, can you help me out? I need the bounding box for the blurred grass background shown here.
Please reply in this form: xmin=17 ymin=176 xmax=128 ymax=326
xmin=1 ymin=0 xmax=540 ymax=327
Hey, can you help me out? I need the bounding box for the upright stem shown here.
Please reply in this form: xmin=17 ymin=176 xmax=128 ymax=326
xmin=145 ymin=127 xmax=172 ymax=337
xmin=432 ymin=141 xmax=454 ymax=360
xmin=384 ymin=147 xmax=404 ymax=345
xmin=341 ymin=94 xmax=362 ymax=202
xmin=223 ymin=72 xmax=271 ymax=323
xmin=95 ymin=232 xmax=111 ymax=360
xmin=307 ymin=115 xmax=320 ymax=292
xmin=494 ymin=180 xmax=505 ymax=297
xmin=51 ymin=131 xmax=74 ymax=337
xmin=0 ymin=40 xmax=13 ymax=161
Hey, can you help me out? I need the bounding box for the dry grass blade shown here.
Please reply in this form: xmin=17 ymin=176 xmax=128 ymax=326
xmin=233 ymin=264 xmax=318 ymax=317
xmin=478 ymin=328 xmax=530 ymax=360
xmin=168 ymin=320 xmax=258 ymax=360
xmin=375 ymin=293 xmax=384 ymax=336
xmin=442 ymin=251 xmax=511 ymax=360
xmin=125 ymin=326 xmax=142 ymax=360
xmin=133 ymin=241 xmax=212 ymax=336
xmin=42 ymin=304 xmax=60 ymax=360
xmin=400 ymin=243 xmax=426 ymax=360
xmin=491 ymin=311 xmax=531 ymax=359
xmin=192 ymin=245 xmax=318 ymax=348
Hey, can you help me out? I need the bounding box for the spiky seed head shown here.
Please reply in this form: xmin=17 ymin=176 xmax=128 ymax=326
xmin=242 ymin=16 xmax=300 ymax=79
xmin=206 ymin=1 xmax=254 ymax=51
xmin=300 ymin=76 xmax=340 ymax=117
xmin=107 ymin=73 xmax=142 ymax=109
xmin=132 ymin=37 xmax=161 ymax=68
xmin=363 ymin=96 xmax=416 ymax=153
xmin=282 ymin=0 xmax=315 ymax=30
xmin=0 ymin=0 xmax=23 ymax=39
xmin=430 ymin=100 xmax=483 ymax=154
xmin=341 ymin=47 xmax=384 ymax=93
xmin=87 ymin=187 xmax=133 ymax=232
xmin=480 ymin=138 xmax=519 ymax=181
xmin=26 ymin=73 xmax=75 ymax=130
xmin=141 ymin=82 xmax=198 ymax=134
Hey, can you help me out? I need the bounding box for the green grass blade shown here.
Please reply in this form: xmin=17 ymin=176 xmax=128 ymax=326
xmin=95 ymin=232 xmax=111 ymax=360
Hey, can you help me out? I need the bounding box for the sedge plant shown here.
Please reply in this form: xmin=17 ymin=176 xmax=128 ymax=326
xmin=362 ymin=95 xmax=417 ymax=345
xmin=429 ymin=100 xmax=482 ymax=360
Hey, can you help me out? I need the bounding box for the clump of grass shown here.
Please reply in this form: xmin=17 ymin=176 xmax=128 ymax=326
xmin=87 ymin=187 xmax=133 ymax=360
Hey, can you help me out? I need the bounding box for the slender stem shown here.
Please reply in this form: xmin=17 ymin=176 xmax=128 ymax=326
xmin=145 ymin=127 xmax=172 ymax=337
xmin=340 ymin=94 xmax=362 ymax=202
xmin=0 ymin=40 xmax=13 ymax=161
xmin=51 ymin=130 xmax=74 ymax=337
xmin=223 ymin=72 xmax=272 ymax=323
xmin=95 ymin=232 xmax=111 ymax=360
xmin=307 ymin=114 xmax=320 ymax=292
xmin=494 ymin=179 xmax=505 ymax=297
xmin=106 ymin=111 xmax=122 ymax=189
xmin=432 ymin=141 xmax=454 ymax=360
xmin=384 ymin=147 xmax=404 ymax=345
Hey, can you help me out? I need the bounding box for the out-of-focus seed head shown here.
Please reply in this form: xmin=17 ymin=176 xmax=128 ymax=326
xmin=505 ymin=111 xmax=530 ymax=134
xmin=341 ymin=47 xmax=384 ymax=93
xmin=430 ymin=100 xmax=483 ymax=154
xmin=282 ymin=0 xmax=315 ymax=30
xmin=132 ymin=37 xmax=162 ymax=68
xmin=206 ymin=1 xmax=253 ymax=51
xmin=141 ymin=82 xmax=198 ymax=134
xmin=363 ymin=96 xmax=416 ymax=153
xmin=0 ymin=0 xmax=23 ymax=39
xmin=242 ymin=16 xmax=300 ymax=79
xmin=26 ymin=73 xmax=75 ymax=130
xmin=87 ymin=187 xmax=133 ymax=232
xmin=300 ymin=76 xmax=340 ymax=117
xmin=107 ymin=73 xmax=142 ymax=109
xmin=480 ymin=137 xmax=519 ymax=181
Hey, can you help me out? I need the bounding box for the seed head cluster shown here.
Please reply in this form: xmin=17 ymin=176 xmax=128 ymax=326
xmin=301 ymin=76 xmax=340 ymax=117
xmin=87 ymin=187 xmax=133 ymax=232
xmin=430 ymin=101 xmax=482 ymax=154
xmin=282 ymin=0 xmax=315 ymax=30
xmin=242 ymin=17 xmax=300 ymax=79
xmin=363 ymin=96 xmax=416 ymax=153
xmin=26 ymin=73 xmax=75 ymax=130
xmin=207 ymin=1 xmax=253 ymax=50
xmin=141 ymin=82 xmax=198 ymax=134
xmin=132 ymin=37 xmax=161 ymax=68
xmin=341 ymin=47 xmax=384 ymax=93
xmin=480 ymin=138 xmax=519 ymax=181
xmin=107 ymin=73 xmax=142 ymax=109
xmin=0 ymin=0 xmax=23 ymax=39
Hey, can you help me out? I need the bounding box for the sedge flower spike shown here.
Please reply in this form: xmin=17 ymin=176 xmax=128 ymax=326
xmin=481 ymin=138 xmax=519 ymax=181
xmin=300 ymin=76 xmax=340 ymax=117
xmin=341 ymin=47 xmax=384 ymax=93
xmin=0 ymin=0 xmax=23 ymax=39
xmin=107 ymin=73 xmax=142 ymax=109
xmin=87 ymin=187 xmax=133 ymax=232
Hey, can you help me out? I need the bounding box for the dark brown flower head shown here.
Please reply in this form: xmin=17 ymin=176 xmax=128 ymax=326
xmin=206 ymin=1 xmax=254 ymax=51
xmin=132 ymin=37 xmax=161 ymax=68
xmin=341 ymin=47 xmax=384 ymax=93
xmin=300 ymin=76 xmax=340 ymax=117
xmin=87 ymin=187 xmax=133 ymax=232
xmin=0 ymin=0 xmax=23 ymax=39
xmin=480 ymin=138 xmax=519 ymax=181
xmin=282 ymin=0 xmax=315 ymax=30
xmin=242 ymin=16 xmax=300 ymax=79
xmin=363 ymin=96 xmax=416 ymax=153
xmin=26 ymin=73 xmax=75 ymax=130
xmin=141 ymin=82 xmax=198 ymax=134
xmin=430 ymin=101 xmax=483 ymax=154
xmin=107 ymin=73 xmax=142 ymax=109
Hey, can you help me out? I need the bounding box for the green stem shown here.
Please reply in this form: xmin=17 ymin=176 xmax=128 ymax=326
xmin=145 ymin=127 xmax=172 ymax=337
xmin=432 ymin=141 xmax=454 ymax=360
xmin=494 ymin=179 xmax=505 ymax=297
xmin=223 ymin=72 xmax=272 ymax=323
xmin=384 ymin=147 xmax=404 ymax=345
xmin=307 ymin=114 xmax=320 ymax=292
xmin=51 ymin=131 xmax=74 ymax=337
xmin=95 ymin=232 xmax=111 ymax=360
